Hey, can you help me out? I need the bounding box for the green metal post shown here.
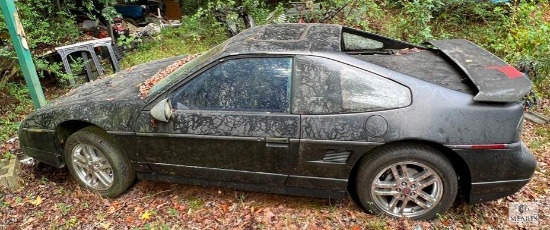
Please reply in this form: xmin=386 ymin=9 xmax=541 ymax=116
xmin=1 ymin=0 xmax=46 ymax=109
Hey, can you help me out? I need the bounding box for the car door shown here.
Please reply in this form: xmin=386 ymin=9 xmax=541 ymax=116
xmin=135 ymin=56 xmax=300 ymax=185
xmin=284 ymin=55 xmax=412 ymax=190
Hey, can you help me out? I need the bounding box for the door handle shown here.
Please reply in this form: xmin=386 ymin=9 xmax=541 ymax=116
xmin=265 ymin=137 xmax=289 ymax=148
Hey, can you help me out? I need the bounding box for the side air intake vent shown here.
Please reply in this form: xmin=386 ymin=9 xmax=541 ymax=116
xmin=322 ymin=150 xmax=351 ymax=164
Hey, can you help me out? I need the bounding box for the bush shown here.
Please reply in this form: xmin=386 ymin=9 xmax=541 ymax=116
xmin=488 ymin=1 xmax=550 ymax=95
xmin=0 ymin=0 xmax=80 ymax=84
xmin=121 ymin=0 xmax=272 ymax=68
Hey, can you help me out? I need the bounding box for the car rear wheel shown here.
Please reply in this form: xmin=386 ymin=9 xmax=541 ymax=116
xmin=356 ymin=144 xmax=457 ymax=220
xmin=64 ymin=126 xmax=135 ymax=197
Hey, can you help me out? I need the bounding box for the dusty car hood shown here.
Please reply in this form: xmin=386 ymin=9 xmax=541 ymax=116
xmin=22 ymin=56 xmax=185 ymax=131
xmin=46 ymin=55 xmax=185 ymax=108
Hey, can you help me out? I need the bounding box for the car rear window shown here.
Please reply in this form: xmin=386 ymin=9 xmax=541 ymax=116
xmin=342 ymin=32 xmax=384 ymax=51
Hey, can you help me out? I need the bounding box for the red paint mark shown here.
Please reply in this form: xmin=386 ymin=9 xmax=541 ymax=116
xmin=471 ymin=144 xmax=507 ymax=150
xmin=486 ymin=66 xmax=524 ymax=79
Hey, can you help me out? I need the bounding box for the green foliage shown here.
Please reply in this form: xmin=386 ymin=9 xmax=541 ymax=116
xmin=81 ymin=0 xmax=126 ymax=21
xmin=181 ymin=0 xmax=208 ymax=16
xmin=183 ymin=0 xmax=273 ymax=36
xmin=33 ymin=58 xmax=75 ymax=84
xmin=206 ymin=0 xmax=271 ymax=34
xmin=3 ymin=151 xmax=13 ymax=160
xmin=0 ymin=0 xmax=80 ymax=48
xmin=182 ymin=6 xmax=227 ymax=42
xmin=395 ymin=0 xmax=444 ymax=42
xmin=120 ymin=23 xmax=226 ymax=68
xmin=121 ymin=0 xmax=282 ymax=67
xmin=0 ymin=83 xmax=32 ymax=142
xmin=240 ymin=0 xmax=274 ymax=25
xmin=487 ymin=1 xmax=550 ymax=95
xmin=117 ymin=34 xmax=142 ymax=50
xmin=0 ymin=0 xmax=80 ymax=83
xmin=325 ymin=0 xmax=385 ymax=31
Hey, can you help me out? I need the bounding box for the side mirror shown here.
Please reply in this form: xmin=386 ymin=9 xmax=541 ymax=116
xmin=150 ymin=98 xmax=172 ymax=122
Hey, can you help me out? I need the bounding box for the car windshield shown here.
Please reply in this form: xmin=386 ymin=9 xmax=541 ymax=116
xmin=149 ymin=40 xmax=228 ymax=96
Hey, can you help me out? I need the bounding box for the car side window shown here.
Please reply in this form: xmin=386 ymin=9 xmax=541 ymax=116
xmin=339 ymin=65 xmax=411 ymax=112
xmin=171 ymin=57 xmax=292 ymax=112
xmin=292 ymin=56 xmax=343 ymax=114
xmin=293 ymin=56 xmax=410 ymax=114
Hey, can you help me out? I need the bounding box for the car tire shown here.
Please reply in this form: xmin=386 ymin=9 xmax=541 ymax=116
xmin=356 ymin=144 xmax=458 ymax=220
xmin=64 ymin=126 xmax=135 ymax=198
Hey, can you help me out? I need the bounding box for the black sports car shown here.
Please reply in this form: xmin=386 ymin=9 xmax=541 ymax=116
xmin=19 ymin=23 xmax=536 ymax=220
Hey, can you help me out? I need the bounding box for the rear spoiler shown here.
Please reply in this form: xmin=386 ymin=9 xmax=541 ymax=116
xmin=428 ymin=39 xmax=532 ymax=102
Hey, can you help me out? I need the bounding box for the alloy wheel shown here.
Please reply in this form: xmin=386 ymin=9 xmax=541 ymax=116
xmin=370 ymin=161 xmax=443 ymax=218
xmin=71 ymin=143 xmax=114 ymax=190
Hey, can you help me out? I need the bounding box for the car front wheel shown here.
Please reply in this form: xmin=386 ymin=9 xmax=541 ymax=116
xmin=356 ymin=144 xmax=458 ymax=220
xmin=64 ymin=126 xmax=135 ymax=197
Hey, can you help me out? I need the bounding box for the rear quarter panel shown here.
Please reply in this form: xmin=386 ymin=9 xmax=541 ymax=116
xmin=296 ymin=54 xmax=524 ymax=180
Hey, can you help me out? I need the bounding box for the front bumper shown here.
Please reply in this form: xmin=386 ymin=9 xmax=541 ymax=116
xmin=18 ymin=127 xmax=62 ymax=167
xmin=452 ymin=142 xmax=536 ymax=203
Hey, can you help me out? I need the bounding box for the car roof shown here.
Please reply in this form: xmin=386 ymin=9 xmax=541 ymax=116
xmin=220 ymin=23 xmax=344 ymax=55
xmin=147 ymin=24 xmax=421 ymax=100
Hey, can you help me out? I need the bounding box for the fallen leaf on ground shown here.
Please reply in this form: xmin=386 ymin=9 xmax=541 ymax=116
xmin=141 ymin=211 xmax=152 ymax=221
xmin=26 ymin=196 xmax=42 ymax=206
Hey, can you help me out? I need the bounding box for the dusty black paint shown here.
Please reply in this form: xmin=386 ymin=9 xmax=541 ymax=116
xmin=428 ymin=39 xmax=533 ymax=102
xmin=137 ymin=111 xmax=299 ymax=137
xmin=18 ymin=56 xmax=185 ymax=166
xmin=365 ymin=115 xmax=388 ymax=137
xmin=21 ymin=56 xmax=185 ymax=131
xmin=355 ymin=51 xmax=474 ymax=94
xmin=19 ymin=24 xmax=535 ymax=204
xmin=135 ymin=109 xmax=300 ymax=176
